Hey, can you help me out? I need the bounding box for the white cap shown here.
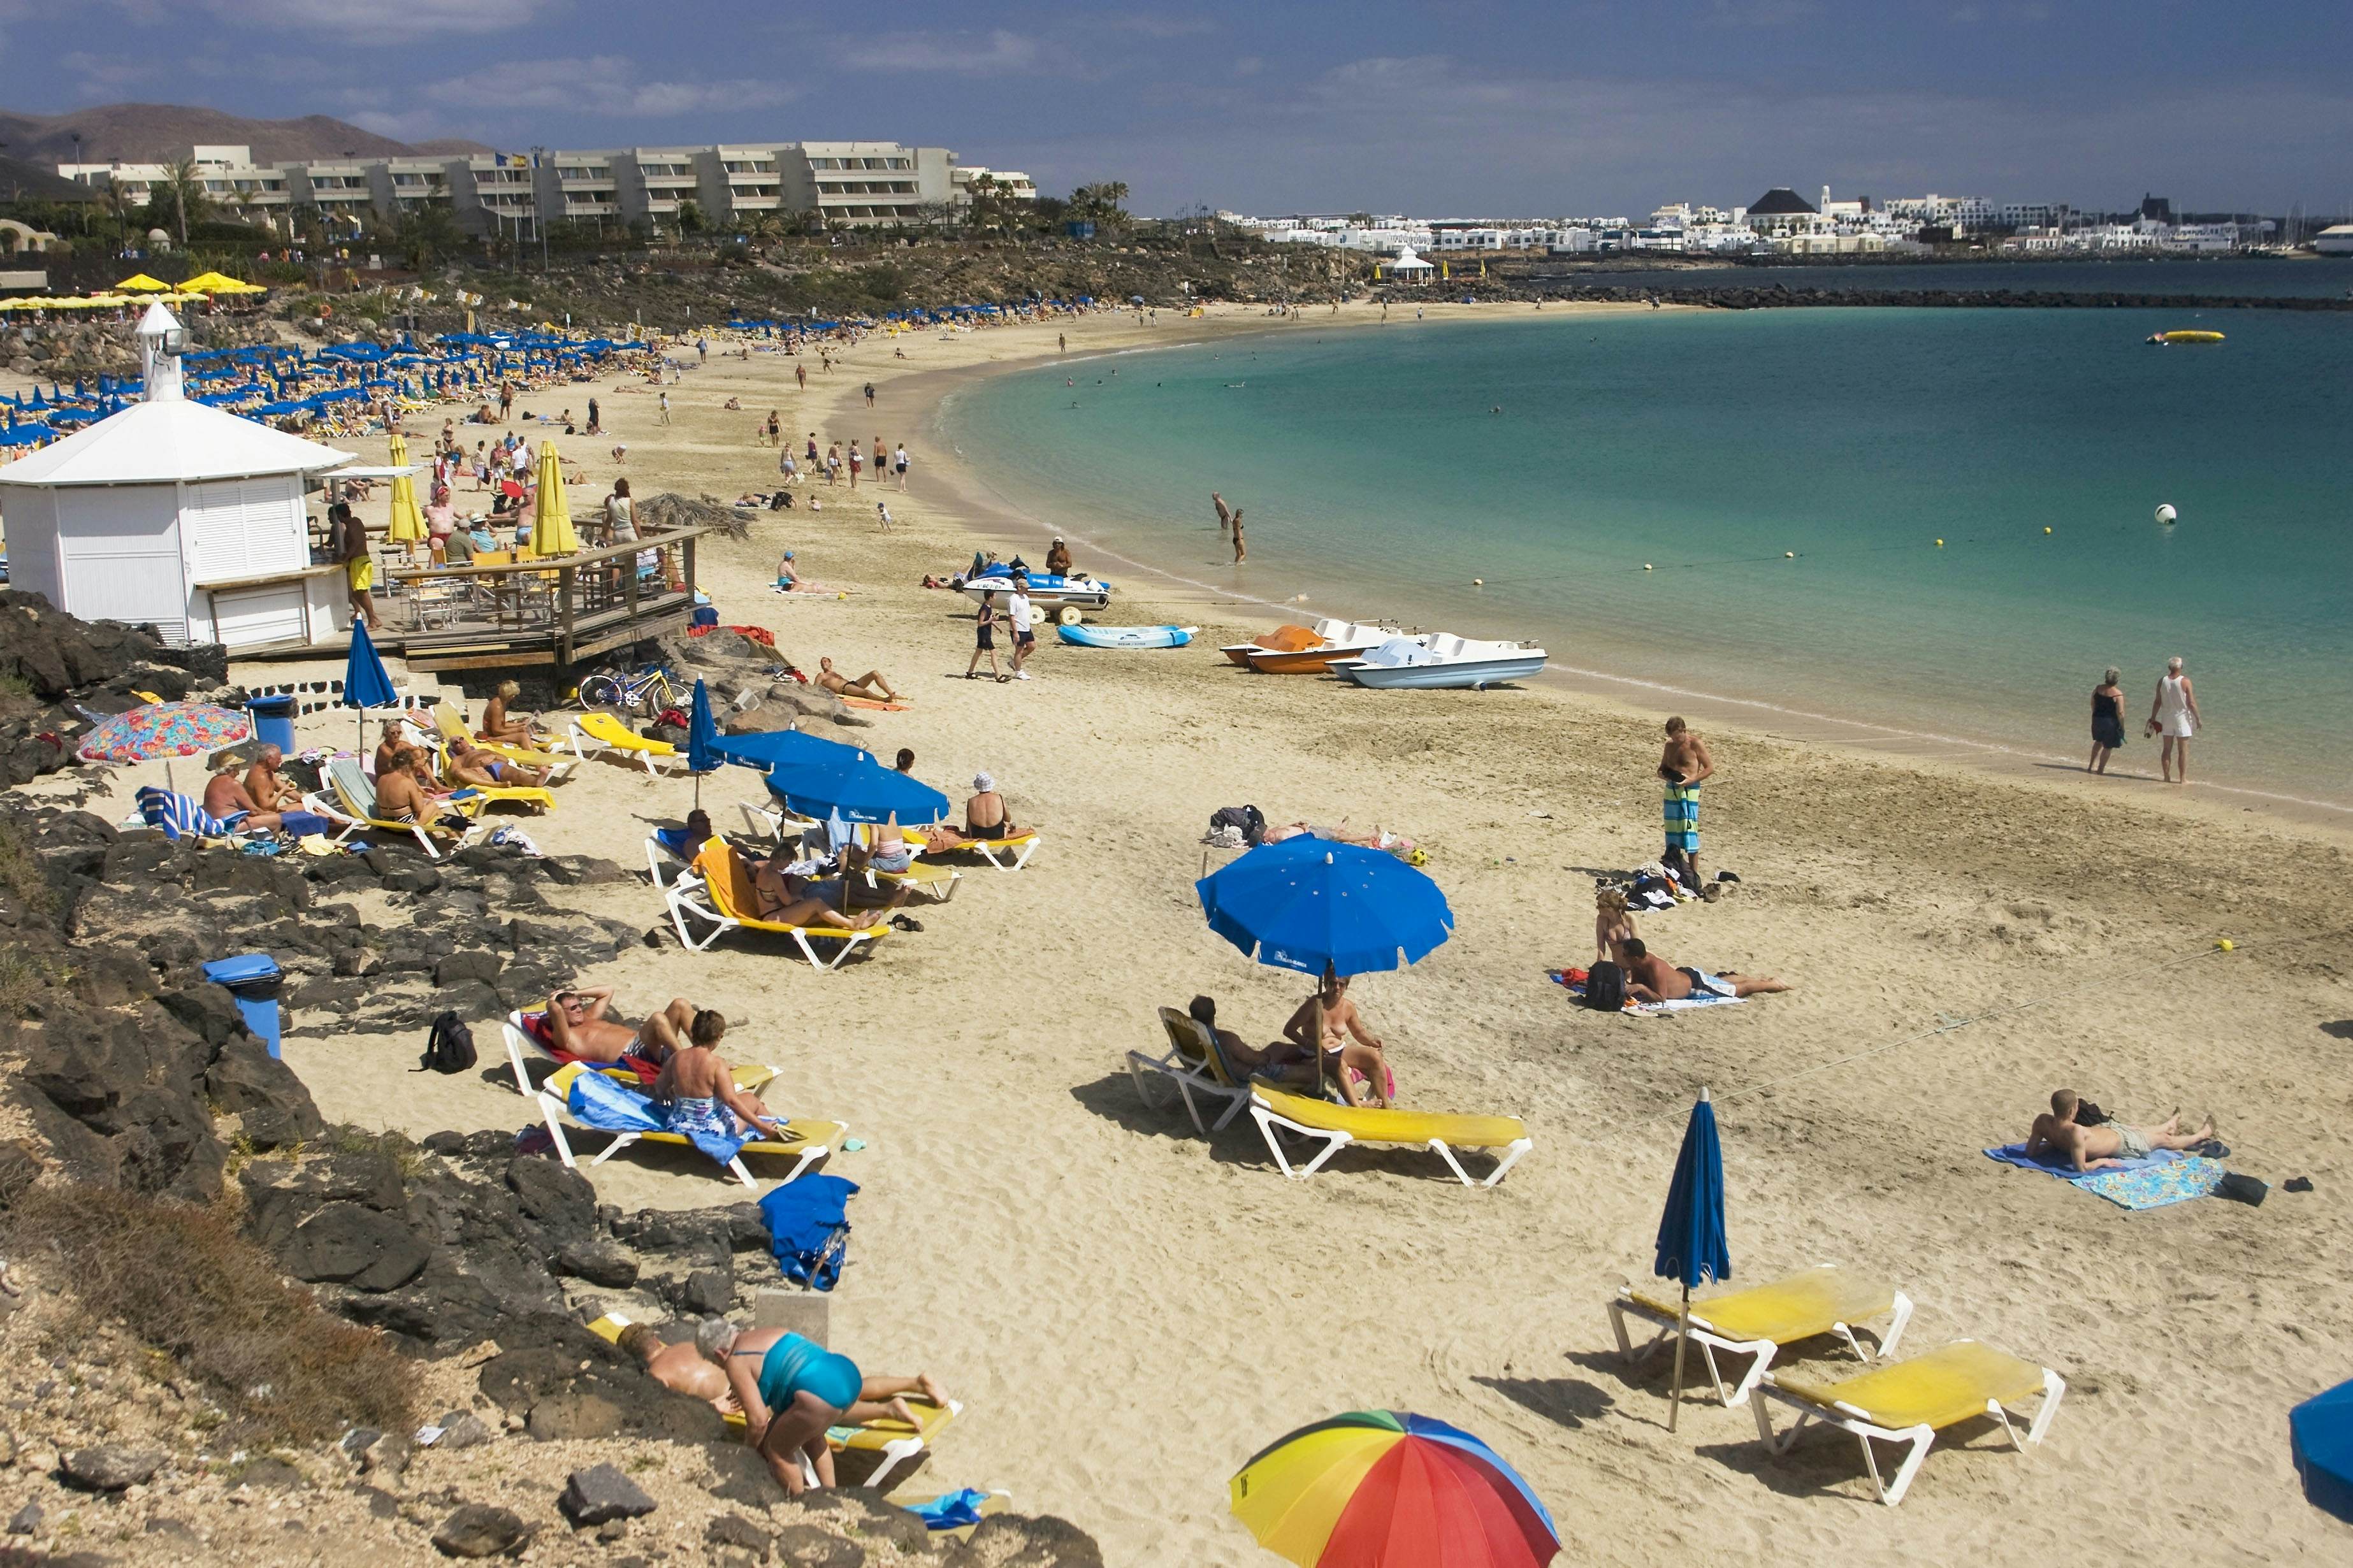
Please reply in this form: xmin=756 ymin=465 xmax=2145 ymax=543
xmin=973 ymin=771 xmax=995 ymax=793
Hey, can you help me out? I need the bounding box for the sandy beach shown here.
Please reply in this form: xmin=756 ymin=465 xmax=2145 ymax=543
xmin=57 ymin=302 xmax=2352 ymax=1564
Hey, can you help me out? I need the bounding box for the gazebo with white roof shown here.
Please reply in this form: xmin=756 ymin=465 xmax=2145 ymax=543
xmin=1379 ymin=247 xmax=1437 ymax=280
xmin=0 ymin=305 xmax=356 ymax=650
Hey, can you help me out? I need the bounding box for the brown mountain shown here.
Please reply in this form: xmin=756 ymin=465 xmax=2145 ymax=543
xmin=0 ymin=156 xmax=94 ymax=203
xmin=0 ymin=103 xmax=488 ymax=168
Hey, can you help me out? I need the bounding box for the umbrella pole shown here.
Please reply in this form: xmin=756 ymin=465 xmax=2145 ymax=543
xmin=1668 ymin=1284 xmax=1690 ymax=1432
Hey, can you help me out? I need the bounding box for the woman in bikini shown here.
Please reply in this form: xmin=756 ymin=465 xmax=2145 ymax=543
xmin=1595 ymin=886 xmax=1637 ymax=966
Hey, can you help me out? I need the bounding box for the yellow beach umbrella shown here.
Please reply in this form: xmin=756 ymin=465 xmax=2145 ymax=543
xmin=530 ymin=441 xmax=576 ymax=555
xmin=116 ymin=273 xmax=171 ymax=293
xmin=384 ymin=434 xmax=426 ymax=549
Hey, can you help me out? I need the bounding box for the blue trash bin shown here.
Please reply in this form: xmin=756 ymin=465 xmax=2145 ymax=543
xmin=246 ymin=693 xmax=298 ymax=754
xmin=201 ymin=953 xmax=284 ymax=1058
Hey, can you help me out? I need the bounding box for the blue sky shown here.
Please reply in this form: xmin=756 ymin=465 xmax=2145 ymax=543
xmin=5 ymin=1 xmax=2349 ymax=215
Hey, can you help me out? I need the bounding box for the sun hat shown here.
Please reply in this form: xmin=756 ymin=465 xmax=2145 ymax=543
xmin=973 ymin=772 xmax=995 ymax=792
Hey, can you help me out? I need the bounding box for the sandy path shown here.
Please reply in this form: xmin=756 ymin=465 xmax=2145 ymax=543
xmin=152 ymin=303 xmax=2353 ymax=1565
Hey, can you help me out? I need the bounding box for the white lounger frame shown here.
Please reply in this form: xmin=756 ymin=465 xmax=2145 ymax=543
xmin=300 ymin=789 xmax=483 ymax=861
xmin=1750 ymin=1362 xmax=2066 ymax=1507
xmin=1126 ymin=1019 xmax=1250 ymax=1134
xmin=1247 ymin=1091 xmax=1532 ymax=1188
xmin=533 ymin=1087 xmax=828 ymax=1191
xmin=743 ymin=795 xmax=1020 ymax=877
xmin=1607 ymin=1276 xmax=1915 ymax=1409
xmin=662 ymin=865 xmax=878 ymax=970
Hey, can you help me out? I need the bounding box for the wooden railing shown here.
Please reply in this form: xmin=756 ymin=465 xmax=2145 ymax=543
xmin=375 ymin=524 xmax=711 ymax=672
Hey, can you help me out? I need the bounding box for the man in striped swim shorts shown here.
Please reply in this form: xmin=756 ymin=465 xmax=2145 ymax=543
xmin=1658 ymin=716 xmax=1713 ymax=884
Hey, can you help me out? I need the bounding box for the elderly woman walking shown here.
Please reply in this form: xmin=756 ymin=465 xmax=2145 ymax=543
xmin=2087 ymin=667 xmax=2127 ymax=775
xmin=2145 ymin=656 xmax=2201 ymax=784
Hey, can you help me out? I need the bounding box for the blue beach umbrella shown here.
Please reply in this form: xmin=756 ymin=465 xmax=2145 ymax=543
xmin=1655 ymin=1088 xmax=1731 ymax=1431
xmin=685 ymin=679 xmax=719 ymax=807
xmin=2292 ymin=1378 xmax=2353 ymax=1523
xmin=344 ymin=619 xmax=396 ymax=753
xmin=1195 ymin=835 xmax=1453 ymax=977
xmin=709 ymin=726 xmax=862 ymax=772
xmin=765 ymin=754 xmax=948 ymax=826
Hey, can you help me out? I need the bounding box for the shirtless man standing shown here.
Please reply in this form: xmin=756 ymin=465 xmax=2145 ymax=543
xmin=1616 ymin=937 xmax=1788 ymax=1002
xmin=814 ymin=657 xmax=901 ymax=705
xmin=1658 ymin=716 xmax=1714 ymax=884
xmin=2027 ymin=1090 xmax=2213 ymax=1171
xmin=540 ymin=986 xmax=698 ymax=1067
xmin=1279 ymin=973 xmax=1394 ymax=1109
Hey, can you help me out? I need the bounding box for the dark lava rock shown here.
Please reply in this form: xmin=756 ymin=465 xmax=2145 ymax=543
xmin=771 ymin=1524 xmax=864 ymax=1568
xmin=204 ymin=1035 xmax=326 ymax=1142
xmin=435 ymin=1410 xmax=497 ymax=1450
xmin=797 ymin=1490 xmax=931 ymax=1555
xmin=505 ymin=1154 xmax=595 ymax=1239
xmin=280 ymin=1203 xmax=430 ymax=1292
xmin=8 ymin=1501 xmax=40 ymax=1534
xmin=557 ymin=1463 xmax=656 ymax=1527
xmin=553 ymin=1239 xmax=639 ymax=1289
xmin=941 ymin=1514 xmax=1106 ymax=1567
xmin=706 ymin=1514 xmax=773 ymax=1557
xmin=431 ymin=1502 xmax=529 ymax=1558
xmin=236 ymin=1455 xmax=308 ymax=1490
xmin=61 ymin=1444 xmax=164 ymax=1491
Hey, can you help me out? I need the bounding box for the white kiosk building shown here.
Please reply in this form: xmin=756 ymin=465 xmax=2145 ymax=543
xmin=0 ymin=306 xmax=355 ymax=650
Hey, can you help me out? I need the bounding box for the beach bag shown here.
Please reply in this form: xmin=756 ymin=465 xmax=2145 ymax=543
xmin=1208 ymin=805 xmax=1267 ymax=845
xmin=416 ymin=1011 xmax=477 ymax=1075
xmin=1583 ymin=961 xmax=1628 ymax=1012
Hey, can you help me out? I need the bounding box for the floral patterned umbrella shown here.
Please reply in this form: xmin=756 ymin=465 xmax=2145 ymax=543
xmin=76 ymin=702 xmax=254 ymax=763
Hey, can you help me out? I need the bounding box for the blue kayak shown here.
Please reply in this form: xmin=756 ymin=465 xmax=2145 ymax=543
xmin=1056 ymin=623 xmax=1198 ymax=649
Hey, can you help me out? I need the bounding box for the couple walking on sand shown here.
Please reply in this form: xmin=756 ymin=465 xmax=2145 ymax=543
xmin=2087 ymin=656 xmax=2202 ymax=783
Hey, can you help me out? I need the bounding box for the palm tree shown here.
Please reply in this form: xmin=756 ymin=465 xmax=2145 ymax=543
xmin=156 ymin=158 xmax=211 ymax=250
xmin=98 ymin=183 xmax=139 ymax=252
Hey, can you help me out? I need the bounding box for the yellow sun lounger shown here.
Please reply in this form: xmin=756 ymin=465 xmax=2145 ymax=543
xmin=1127 ymin=1007 xmax=1251 ymax=1133
xmin=734 ymin=800 xmax=963 ymax=902
xmin=1609 ymin=1264 xmax=1915 ymax=1408
xmin=433 ymin=701 xmax=574 ymax=779
xmin=568 ymin=710 xmax=684 ymax=773
xmin=1751 ymin=1339 xmax=2066 ymax=1507
xmin=432 ymin=744 xmax=556 ymax=815
xmin=1247 ymin=1082 xmax=1531 ymax=1187
xmin=537 ymin=1061 xmax=844 ymax=1190
xmin=937 ymin=827 xmax=1041 ymax=872
xmin=663 ymin=837 xmax=890 ymax=968
xmin=305 ymin=758 xmax=481 ymax=860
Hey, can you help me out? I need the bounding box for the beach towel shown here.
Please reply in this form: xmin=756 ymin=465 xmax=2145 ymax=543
xmin=567 ymin=1068 xmax=748 ymax=1165
xmin=1548 ymin=968 xmax=1747 ymax=1016
xmin=758 ymin=1174 xmax=858 ymax=1291
xmin=1663 ymin=782 xmax=1701 ymax=853
xmin=1983 ymin=1143 xmax=2229 ymax=1211
xmin=909 ymin=1489 xmax=993 ymax=1531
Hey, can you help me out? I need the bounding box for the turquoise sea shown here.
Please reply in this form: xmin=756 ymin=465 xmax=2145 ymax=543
xmin=939 ymin=301 xmax=2353 ymax=813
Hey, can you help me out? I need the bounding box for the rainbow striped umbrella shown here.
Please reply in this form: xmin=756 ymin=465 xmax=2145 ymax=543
xmin=1231 ymin=1411 xmax=1558 ymax=1568
xmin=76 ymin=702 xmax=253 ymax=763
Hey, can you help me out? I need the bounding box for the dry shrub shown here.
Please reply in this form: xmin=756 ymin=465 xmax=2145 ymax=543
xmin=6 ymin=1185 xmax=416 ymax=1444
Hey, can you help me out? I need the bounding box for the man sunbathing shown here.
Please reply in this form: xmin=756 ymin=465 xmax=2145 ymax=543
xmin=242 ymin=745 xmax=301 ymax=812
xmin=1615 ymin=937 xmax=1788 ymax=1003
xmin=536 ymin=986 xmax=698 ymax=1067
xmin=1185 ymin=995 xmax=1319 ymax=1091
xmin=1281 ymin=974 xmax=1395 ymax=1109
xmin=2027 ymin=1090 xmax=2215 ymax=1172
xmin=445 ymin=736 xmax=552 ymax=789
xmin=201 ymin=766 xmax=286 ymax=830
xmin=649 ymin=1009 xmax=781 ymax=1142
xmin=813 ymin=658 xmax=900 ymax=704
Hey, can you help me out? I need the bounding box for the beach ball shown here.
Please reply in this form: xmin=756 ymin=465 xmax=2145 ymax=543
xmin=2043 ymin=526 xmax=2053 ymax=535
xmin=2156 ymin=504 xmax=2178 ymax=524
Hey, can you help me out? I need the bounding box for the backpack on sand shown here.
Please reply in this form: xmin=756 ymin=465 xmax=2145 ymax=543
xmin=1583 ymin=961 xmax=1628 ymax=1012
xmin=416 ymin=1011 xmax=477 ymax=1074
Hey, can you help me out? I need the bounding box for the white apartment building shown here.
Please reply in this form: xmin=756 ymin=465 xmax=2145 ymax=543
xmin=453 ymin=154 xmax=539 ymax=240
xmin=286 ymin=161 xmax=373 ymax=231
xmin=951 ymin=166 xmax=1038 ymax=203
xmin=535 ymin=151 xmax=622 ymax=225
xmin=370 ymin=158 xmax=454 ymax=218
xmin=781 ymin=142 xmax=934 ymax=225
xmin=612 ymin=148 xmax=701 ymax=227
xmin=699 ymin=146 xmax=786 ymax=217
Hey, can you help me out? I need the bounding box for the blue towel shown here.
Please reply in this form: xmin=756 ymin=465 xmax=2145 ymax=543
xmin=1985 ymin=1141 xmax=2178 ymax=1179
xmin=566 ymin=1069 xmax=748 ymax=1166
xmin=758 ymin=1174 xmax=858 ymax=1291
xmin=908 ymin=1488 xmax=992 ymax=1531
xmin=1984 ymin=1143 xmax=2227 ymax=1211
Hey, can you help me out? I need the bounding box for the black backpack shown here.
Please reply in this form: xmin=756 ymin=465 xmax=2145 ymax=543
xmin=416 ymin=1011 xmax=477 ymax=1074
xmin=1584 ymin=961 xmax=1628 ymax=1012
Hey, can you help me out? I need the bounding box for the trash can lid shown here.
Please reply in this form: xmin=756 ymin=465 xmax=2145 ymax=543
xmin=245 ymin=694 xmax=299 ymax=715
xmin=202 ymin=953 xmax=281 ymax=986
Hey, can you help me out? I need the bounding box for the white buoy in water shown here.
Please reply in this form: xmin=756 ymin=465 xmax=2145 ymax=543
xmin=2156 ymin=503 xmax=2178 ymax=524
xmin=1472 ymin=578 xmax=1484 ymax=586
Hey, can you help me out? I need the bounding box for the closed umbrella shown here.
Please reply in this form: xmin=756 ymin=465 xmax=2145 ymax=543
xmin=383 ymin=433 xmax=426 ymax=556
xmin=2292 ymin=1377 xmax=2353 ymax=1523
xmin=344 ymin=619 xmax=398 ymax=756
xmin=686 ymin=679 xmax=719 ymax=809
xmin=1230 ymin=1409 xmax=1558 ymax=1568
xmin=1196 ymin=835 xmax=1452 ymax=977
xmin=530 ymin=440 xmax=576 ymax=555
xmin=1654 ymin=1089 xmax=1732 ymax=1431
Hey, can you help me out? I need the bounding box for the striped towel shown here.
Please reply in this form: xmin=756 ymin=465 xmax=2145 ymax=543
xmin=1663 ymin=782 xmax=1701 ymax=851
xmin=136 ymin=786 xmax=245 ymax=842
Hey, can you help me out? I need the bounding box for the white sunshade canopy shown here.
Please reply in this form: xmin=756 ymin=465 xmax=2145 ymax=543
xmin=317 ymin=463 xmax=424 ymax=480
xmin=1386 ymin=247 xmax=1436 ymax=270
xmin=0 ymin=398 xmax=356 ymax=489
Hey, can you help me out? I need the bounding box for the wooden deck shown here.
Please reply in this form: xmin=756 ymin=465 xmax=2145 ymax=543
xmin=240 ymin=525 xmax=714 ymax=673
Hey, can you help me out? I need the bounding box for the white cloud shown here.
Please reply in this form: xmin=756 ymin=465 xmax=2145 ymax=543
xmin=173 ymin=0 xmax=556 ymax=37
xmin=1104 ymin=13 xmax=1217 ymax=38
xmin=865 ymin=29 xmax=1044 ymax=75
xmin=422 ymin=56 xmax=792 ymax=117
xmin=1234 ymin=56 xmax=1266 ymax=77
